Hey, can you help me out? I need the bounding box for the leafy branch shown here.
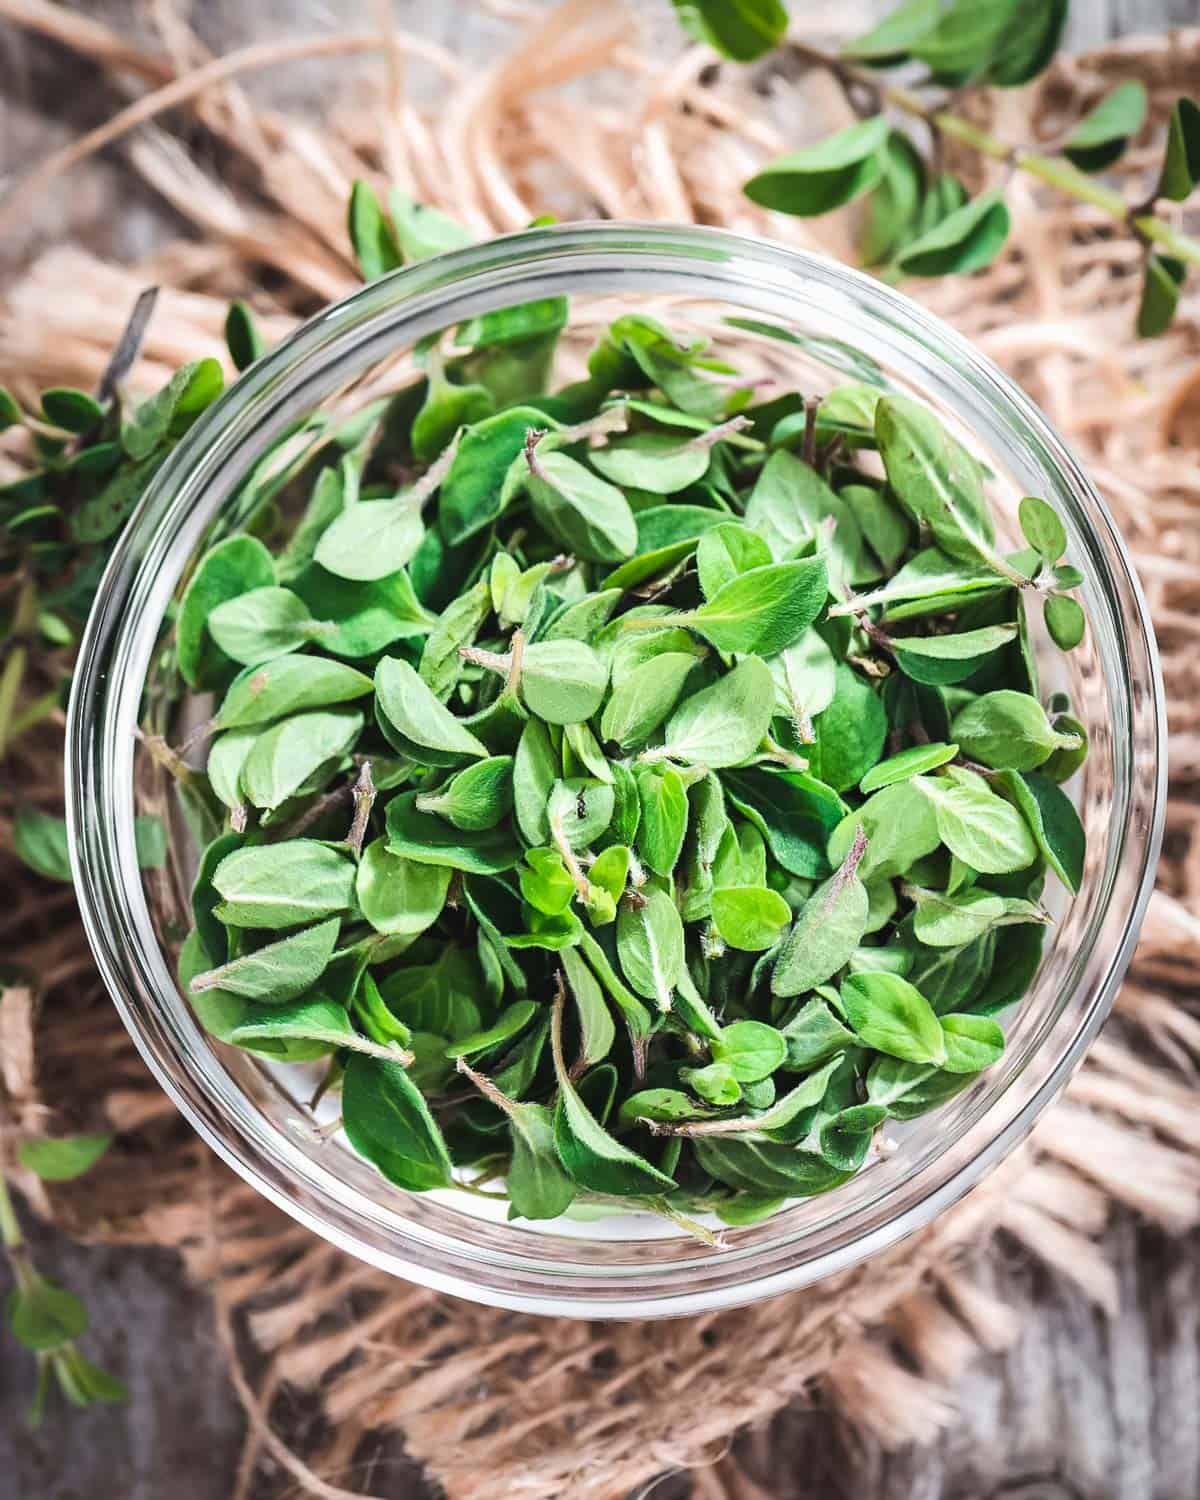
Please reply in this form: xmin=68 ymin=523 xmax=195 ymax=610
xmin=1 ymin=295 xmax=241 ymax=1421
xmin=674 ymin=0 xmax=1200 ymax=335
xmin=1 ymin=1136 xmax=125 ymax=1422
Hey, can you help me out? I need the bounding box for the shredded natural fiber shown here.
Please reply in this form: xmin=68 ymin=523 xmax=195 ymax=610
xmin=2 ymin=4 xmax=1200 ymax=1497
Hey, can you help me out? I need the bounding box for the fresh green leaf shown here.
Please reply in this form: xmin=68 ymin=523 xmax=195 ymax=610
xmin=17 ymin=1134 xmax=112 ymax=1182
xmin=212 ymin=840 xmax=357 ymax=927
xmin=1044 ymin=593 xmax=1086 ymax=650
xmin=1064 ymin=81 xmax=1147 ymax=173
xmin=939 ymin=1012 xmax=1005 ymax=1073
xmin=616 ymin=887 xmax=685 ymax=1011
xmin=347 ymin=180 xmax=402 ymax=280
xmin=375 ymin=655 xmax=489 ymax=764
xmin=239 ymin=707 xmax=362 ymax=810
xmin=841 ymin=971 xmax=946 ymax=1064
xmin=773 ymin=829 xmax=869 ymax=995
xmin=13 ymin=808 xmax=72 ymax=882
xmin=189 ymin=918 xmax=341 ymax=1003
xmin=995 ymin=769 xmax=1085 ymax=893
xmin=671 ymin=0 xmax=788 ymax=61
xmin=342 ymin=1052 xmax=454 ymax=1190
xmin=356 ymin=837 xmax=453 ymax=935
xmin=917 ymin=766 xmax=1038 ymax=874
xmin=710 ymin=885 xmax=791 ymax=951
xmin=656 ymin=655 xmax=776 ymax=768
xmin=1156 ymin=97 xmax=1200 ymax=202
xmin=744 ymin=117 xmax=890 ymax=217
xmin=216 ymin=655 xmax=373 ymax=730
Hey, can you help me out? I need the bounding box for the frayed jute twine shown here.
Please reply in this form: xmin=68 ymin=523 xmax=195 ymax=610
xmin=2 ymin=4 xmax=1200 ymax=1496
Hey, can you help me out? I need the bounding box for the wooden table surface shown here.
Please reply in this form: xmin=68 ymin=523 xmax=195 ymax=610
xmin=2 ymin=3 xmax=1197 ymax=1497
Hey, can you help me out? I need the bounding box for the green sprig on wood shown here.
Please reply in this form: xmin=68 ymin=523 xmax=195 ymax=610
xmin=678 ymin=0 xmax=1200 ymax=336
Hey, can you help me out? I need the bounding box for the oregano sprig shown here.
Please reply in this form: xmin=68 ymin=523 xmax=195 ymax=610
xmin=675 ymin=0 xmax=1200 ymax=336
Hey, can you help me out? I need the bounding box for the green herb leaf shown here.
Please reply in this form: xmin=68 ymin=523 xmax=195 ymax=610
xmin=772 ymin=828 xmax=869 ymax=996
xmin=356 ymin=837 xmax=453 ymax=935
xmin=1017 ymin=495 xmax=1068 ymax=563
xmin=17 ymin=1134 xmax=113 ymax=1182
xmin=1044 ymin=593 xmax=1086 ymax=651
xmin=230 ymin=995 xmax=407 ymax=1062
xmin=809 ymin=663 xmax=888 ymax=791
xmin=525 ymin=449 xmax=638 ymax=563
xmin=710 ymin=885 xmax=791 ymax=951
xmin=744 ymin=117 xmax=890 ymax=216
xmin=696 ymin=522 xmax=774 ymax=600
xmin=712 ymin=1019 xmax=787 ymax=1082
xmin=347 ymin=180 xmax=402 ymax=280
xmin=415 ymin=755 xmax=514 ymax=831
xmin=121 ymin=359 xmax=223 ymax=461
xmin=240 ymin=707 xmax=362 ymax=810
xmin=995 ymin=769 xmax=1085 ymax=893
xmin=314 ymin=498 xmax=426 ymax=582
xmin=389 ymin=190 xmax=473 ymax=262
xmin=724 ymin=767 xmax=847 ymax=878
xmin=671 ymin=559 xmax=829 ymax=657
xmin=1136 ymin=254 xmax=1188 ymax=339
xmin=548 ymin=777 xmax=615 ymax=849
xmin=342 ymin=1053 xmax=454 ymax=1190
xmin=891 ymin=623 xmax=1018 ymax=686
xmin=616 ymin=888 xmax=685 ymax=1011
xmin=657 ymin=655 xmax=776 ymax=768
xmin=939 ymin=1012 xmax=1005 ymax=1073
xmin=386 ymin=792 xmax=521 ymax=875
xmin=917 ymin=767 xmax=1039 ymax=874
xmin=513 ymin=718 xmax=559 ymax=846
xmin=561 ymin=945 xmax=617 ymax=1068
xmin=1156 ymin=97 xmax=1200 ymax=202
xmin=600 ymin=652 xmax=697 ymax=749
xmin=875 ymin=396 xmax=1010 ymax=577
xmin=895 ymin=189 xmax=1011 ymax=278
xmin=671 ymin=0 xmax=788 ymax=61
xmin=177 ymin=535 xmax=277 ymax=689
xmin=909 ymin=885 xmax=1044 ymax=948
xmin=212 ymin=840 xmax=357 ymax=927
xmin=439 ymin=406 xmax=549 ymax=546
xmin=224 ymin=300 xmax=268 ymax=371
xmin=190 ymin=918 xmax=341 ymax=1003
xmin=41 ymin=387 xmax=103 ymax=433
xmin=550 ymin=990 xmax=676 ymax=1196
xmin=8 ymin=1276 xmax=88 ymax=1352
xmin=635 ymin=764 xmax=689 ymax=877
xmin=952 ymin=689 xmax=1079 ymax=771
xmin=216 ymin=656 xmax=373 ymax=730
xmin=860 ymin=741 xmax=957 ymax=792
xmin=375 ymin=656 xmax=489 ymax=764
xmin=841 ymin=971 xmax=946 ymax=1064
xmin=518 ymin=639 xmax=609 ymax=724
xmin=1064 ymin=81 xmax=1147 ymax=173
xmin=13 ymin=807 xmax=72 ymax=882
xmin=206 ymin=586 xmax=316 ymax=667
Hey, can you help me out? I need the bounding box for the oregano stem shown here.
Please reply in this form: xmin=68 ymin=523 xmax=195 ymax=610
xmin=0 ymin=1168 xmax=24 ymax=1251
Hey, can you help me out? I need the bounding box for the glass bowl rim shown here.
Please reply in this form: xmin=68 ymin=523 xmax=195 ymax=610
xmin=66 ymin=221 xmax=1166 ymax=1317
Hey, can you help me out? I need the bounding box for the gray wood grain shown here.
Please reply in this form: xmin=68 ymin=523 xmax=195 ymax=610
xmin=1 ymin=2 xmax=1196 ymax=1497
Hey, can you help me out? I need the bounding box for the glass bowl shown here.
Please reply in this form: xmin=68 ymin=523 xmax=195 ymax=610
xmin=66 ymin=224 xmax=1165 ymax=1317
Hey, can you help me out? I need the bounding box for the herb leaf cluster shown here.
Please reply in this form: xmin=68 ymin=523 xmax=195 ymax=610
xmin=171 ymin=287 xmax=1088 ymax=1231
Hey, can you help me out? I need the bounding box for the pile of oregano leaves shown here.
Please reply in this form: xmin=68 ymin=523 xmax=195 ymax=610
xmin=673 ymin=0 xmax=1200 ymax=337
xmin=165 ymin=194 xmax=1089 ymax=1235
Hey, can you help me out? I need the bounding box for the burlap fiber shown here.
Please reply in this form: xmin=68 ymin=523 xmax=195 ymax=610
xmin=3 ymin=5 xmax=1200 ymax=1497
